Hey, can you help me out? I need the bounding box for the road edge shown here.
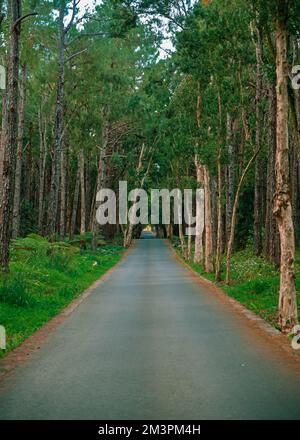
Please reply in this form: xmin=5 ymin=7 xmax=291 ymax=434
xmin=0 ymin=245 xmax=133 ymax=382
xmin=166 ymin=239 xmax=300 ymax=367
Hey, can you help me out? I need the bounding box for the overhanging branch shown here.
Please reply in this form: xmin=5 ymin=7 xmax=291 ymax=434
xmin=65 ymin=48 xmax=88 ymax=63
xmin=13 ymin=12 xmax=38 ymax=29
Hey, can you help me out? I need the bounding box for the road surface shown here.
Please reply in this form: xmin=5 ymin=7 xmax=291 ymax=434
xmin=0 ymin=237 xmax=300 ymax=420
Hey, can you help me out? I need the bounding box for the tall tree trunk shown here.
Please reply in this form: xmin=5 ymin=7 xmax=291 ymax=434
xmin=85 ymin=153 xmax=91 ymax=228
xmin=59 ymin=141 xmax=67 ymax=240
xmin=253 ymin=24 xmax=263 ymax=256
xmin=290 ymin=137 xmax=298 ymax=243
xmin=178 ymin=221 xmax=187 ymax=259
xmin=211 ymin=177 xmax=218 ymax=254
xmin=69 ymin=154 xmax=81 ymax=240
xmin=92 ymin=148 xmax=106 ymax=250
xmin=0 ymin=93 xmax=7 ymax=189
xmin=226 ymin=114 xmax=235 ymax=245
xmin=215 ymin=147 xmax=223 ymax=281
xmin=24 ymin=122 xmax=33 ymax=204
xmin=194 ymin=156 xmax=204 ymax=264
xmin=12 ymin=63 xmax=26 ymax=239
xmin=265 ymin=86 xmax=281 ymax=265
xmin=80 ymin=148 xmax=86 ymax=235
xmin=203 ymin=165 xmax=214 ymax=272
xmin=0 ymin=0 xmax=21 ymax=272
xmin=92 ymin=108 xmax=109 ymax=250
xmin=187 ymin=204 xmax=193 ymax=262
xmin=47 ymin=1 xmax=65 ymax=237
xmin=166 ymin=223 xmax=173 ymax=240
xmin=274 ymin=5 xmax=298 ymax=331
xmin=38 ymin=110 xmax=47 ymax=232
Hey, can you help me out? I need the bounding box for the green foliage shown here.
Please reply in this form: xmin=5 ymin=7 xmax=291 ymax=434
xmin=0 ymin=274 xmax=33 ymax=307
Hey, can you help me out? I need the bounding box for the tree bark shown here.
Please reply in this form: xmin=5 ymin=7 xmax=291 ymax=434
xmin=59 ymin=141 xmax=67 ymax=240
xmin=187 ymin=205 xmax=193 ymax=262
xmin=226 ymin=114 xmax=235 ymax=245
xmin=203 ymin=165 xmax=214 ymax=272
xmin=38 ymin=110 xmax=47 ymax=232
xmin=274 ymin=7 xmax=298 ymax=332
xmin=253 ymin=24 xmax=263 ymax=256
xmin=0 ymin=0 xmax=22 ymax=271
xmin=24 ymin=122 xmax=33 ymax=203
xmin=79 ymin=148 xmax=86 ymax=235
xmin=194 ymin=155 xmax=204 ymax=264
xmin=47 ymin=1 xmax=65 ymax=237
xmin=215 ymin=147 xmax=223 ymax=281
xmin=265 ymin=86 xmax=281 ymax=265
xmin=12 ymin=63 xmax=26 ymax=239
xmin=0 ymin=93 xmax=7 ymax=190
xmin=69 ymin=153 xmax=81 ymax=240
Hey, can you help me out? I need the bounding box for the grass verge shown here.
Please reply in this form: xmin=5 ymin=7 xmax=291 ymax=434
xmin=171 ymin=238 xmax=300 ymax=330
xmin=0 ymin=233 xmax=124 ymax=358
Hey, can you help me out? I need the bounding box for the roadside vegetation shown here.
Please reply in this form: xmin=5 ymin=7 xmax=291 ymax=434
xmin=172 ymin=237 xmax=300 ymax=329
xmin=0 ymin=234 xmax=124 ymax=358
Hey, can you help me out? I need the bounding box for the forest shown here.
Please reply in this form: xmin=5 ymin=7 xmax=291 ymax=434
xmin=0 ymin=0 xmax=299 ymax=359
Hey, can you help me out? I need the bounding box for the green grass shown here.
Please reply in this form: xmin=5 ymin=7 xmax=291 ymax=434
xmin=172 ymin=238 xmax=300 ymax=330
xmin=0 ymin=234 xmax=124 ymax=358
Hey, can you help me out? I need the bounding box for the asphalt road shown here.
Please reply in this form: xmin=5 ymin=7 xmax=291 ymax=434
xmin=0 ymin=237 xmax=300 ymax=420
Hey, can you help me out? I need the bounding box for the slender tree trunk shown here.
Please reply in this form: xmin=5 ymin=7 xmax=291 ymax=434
xmin=69 ymin=154 xmax=81 ymax=240
xmin=178 ymin=221 xmax=187 ymax=259
xmin=187 ymin=208 xmax=193 ymax=262
xmin=253 ymin=25 xmax=263 ymax=256
xmin=25 ymin=122 xmax=33 ymax=203
xmin=167 ymin=223 xmax=173 ymax=240
xmin=92 ymin=107 xmax=109 ymax=250
xmin=85 ymin=154 xmax=91 ymax=228
xmin=274 ymin=7 xmax=298 ymax=331
xmin=215 ymin=148 xmax=223 ymax=281
xmin=12 ymin=63 xmax=26 ymax=239
xmin=211 ymin=178 xmax=218 ymax=254
xmin=194 ymin=156 xmax=204 ymax=264
xmin=59 ymin=141 xmax=67 ymax=240
xmin=0 ymin=0 xmax=21 ymax=272
xmin=89 ymin=182 xmax=97 ymax=231
xmin=290 ymin=137 xmax=298 ymax=242
xmin=0 ymin=93 xmax=7 ymax=189
xmin=265 ymin=86 xmax=281 ymax=265
xmin=65 ymin=145 xmax=71 ymax=235
xmin=47 ymin=1 xmax=65 ymax=237
xmin=226 ymin=114 xmax=235 ymax=245
xmin=226 ymin=148 xmax=261 ymax=285
xmin=79 ymin=148 xmax=86 ymax=235
xmin=38 ymin=110 xmax=47 ymax=232
xmin=92 ymin=148 xmax=106 ymax=250
xmin=203 ymin=165 xmax=214 ymax=272
xmin=124 ymin=220 xmax=134 ymax=248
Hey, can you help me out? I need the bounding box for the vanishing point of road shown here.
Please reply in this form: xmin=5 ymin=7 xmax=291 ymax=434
xmin=0 ymin=235 xmax=300 ymax=420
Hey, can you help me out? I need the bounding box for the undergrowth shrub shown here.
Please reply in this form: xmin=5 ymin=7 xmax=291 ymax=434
xmin=0 ymin=273 xmax=33 ymax=306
